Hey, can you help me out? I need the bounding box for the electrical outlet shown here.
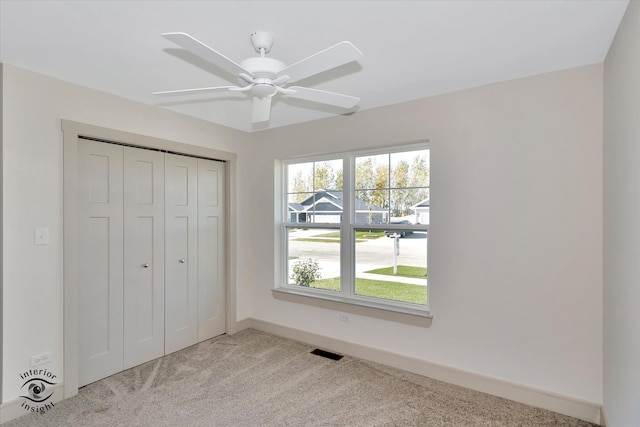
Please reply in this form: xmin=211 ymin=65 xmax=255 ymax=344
xmin=31 ymin=352 xmax=52 ymax=367
xmin=339 ymin=313 xmax=350 ymax=322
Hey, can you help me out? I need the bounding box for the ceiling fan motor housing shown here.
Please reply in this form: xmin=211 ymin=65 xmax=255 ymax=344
xmin=240 ymin=57 xmax=286 ymax=79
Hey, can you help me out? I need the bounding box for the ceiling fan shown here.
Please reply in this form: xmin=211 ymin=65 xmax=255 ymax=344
xmin=154 ymin=31 xmax=363 ymax=123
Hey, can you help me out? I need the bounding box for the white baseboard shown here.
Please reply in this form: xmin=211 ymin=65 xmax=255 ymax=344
xmin=0 ymin=383 xmax=65 ymax=424
xmin=245 ymin=318 xmax=602 ymax=425
xmin=1 ymin=323 xmax=604 ymax=426
xmin=600 ymin=405 xmax=608 ymax=427
xmin=232 ymin=318 xmax=252 ymax=333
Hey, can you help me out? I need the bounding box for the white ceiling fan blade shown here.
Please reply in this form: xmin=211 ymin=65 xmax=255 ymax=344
xmin=153 ymin=86 xmax=237 ymax=96
xmin=286 ymin=86 xmax=360 ymax=109
xmin=252 ymin=97 xmax=272 ymax=123
xmin=278 ymin=41 xmax=362 ymax=84
xmin=162 ymin=32 xmax=253 ymax=78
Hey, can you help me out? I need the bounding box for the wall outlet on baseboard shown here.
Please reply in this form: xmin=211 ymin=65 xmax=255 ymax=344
xmin=31 ymin=351 xmax=52 ymax=367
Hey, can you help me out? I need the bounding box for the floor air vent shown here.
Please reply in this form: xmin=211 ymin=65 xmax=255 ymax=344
xmin=310 ymin=349 xmax=343 ymax=361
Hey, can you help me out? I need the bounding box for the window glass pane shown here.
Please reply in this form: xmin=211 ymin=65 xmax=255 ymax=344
xmin=288 ymin=162 xmax=313 ymax=193
xmin=413 ymin=188 xmax=430 ymax=225
xmin=287 ymin=160 xmax=343 ymax=224
xmin=354 ymin=227 xmax=427 ymax=305
xmin=355 ymin=154 xmax=389 ymax=189
xmin=287 ymin=227 xmax=340 ymax=292
xmin=390 ymin=188 xmax=429 ymax=219
xmin=355 ymin=189 xmax=389 ymax=224
xmin=313 ymin=159 xmax=343 ymax=191
xmin=391 ymin=150 xmax=430 ymax=188
xmin=308 ymin=191 xmax=342 ymax=224
xmin=288 ymin=193 xmax=313 ymax=223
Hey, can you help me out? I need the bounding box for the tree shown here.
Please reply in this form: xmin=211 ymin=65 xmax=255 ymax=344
xmin=289 ymin=169 xmax=311 ymax=203
xmin=409 ymin=155 xmax=429 ymax=186
xmin=314 ymin=161 xmax=341 ymax=191
xmin=391 ymin=159 xmax=410 ymax=215
xmin=355 ymin=157 xmax=375 ymax=190
xmin=409 ymin=155 xmax=430 ymax=205
xmin=372 ymin=163 xmax=389 ymax=209
xmin=355 ymin=156 xmax=390 ymax=209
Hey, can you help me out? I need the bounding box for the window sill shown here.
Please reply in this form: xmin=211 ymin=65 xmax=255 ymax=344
xmin=272 ymin=287 xmax=432 ymax=327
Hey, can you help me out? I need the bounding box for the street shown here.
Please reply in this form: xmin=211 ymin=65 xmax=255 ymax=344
xmin=288 ymin=229 xmax=427 ymax=281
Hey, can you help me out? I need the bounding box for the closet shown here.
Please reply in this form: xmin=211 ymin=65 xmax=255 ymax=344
xmin=77 ymin=138 xmax=225 ymax=386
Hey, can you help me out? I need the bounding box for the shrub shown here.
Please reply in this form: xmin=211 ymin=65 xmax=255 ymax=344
xmin=291 ymin=258 xmax=321 ymax=287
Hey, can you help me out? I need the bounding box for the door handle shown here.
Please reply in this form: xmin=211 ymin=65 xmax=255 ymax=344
xmin=179 ymin=259 xmax=186 ymax=264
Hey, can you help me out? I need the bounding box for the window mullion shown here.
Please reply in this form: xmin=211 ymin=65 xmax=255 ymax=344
xmin=281 ymin=164 xmax=289 ymax=286
xmin=340 ymin=155 xmax=353 ymax=298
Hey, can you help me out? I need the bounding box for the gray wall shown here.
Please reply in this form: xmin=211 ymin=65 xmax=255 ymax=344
xmin=603 ymin=1 xmax=640 ymax=425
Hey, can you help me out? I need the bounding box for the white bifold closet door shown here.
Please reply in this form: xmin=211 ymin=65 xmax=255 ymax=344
xmin=123 ymin=146 xmax=165 ymax=369
xmin=77 ymin=139 xmax=225 ymax=387
xmin=197 ymin=158 xmax=226 ymax=341
xmin=164 ymin=154 xmax=198 ymax=354
xmin=78 ymin=140 xmax=125 ymax=386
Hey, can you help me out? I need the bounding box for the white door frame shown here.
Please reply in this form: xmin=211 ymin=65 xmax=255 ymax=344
xmin=62 ymin=120 xmax=238 ymax=398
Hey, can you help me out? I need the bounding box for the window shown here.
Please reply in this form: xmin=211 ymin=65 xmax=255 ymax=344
xmin=280 ymin=143 xmax=430 ymax=314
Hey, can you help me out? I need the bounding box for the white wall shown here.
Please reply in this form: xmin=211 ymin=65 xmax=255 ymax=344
xmin=249 ymin=64 xmax=604 ymax=403
xmin=603 ymin=1 xmax=640 ymax=425
xmin=0 ymin=64 xmax=252 ymax=401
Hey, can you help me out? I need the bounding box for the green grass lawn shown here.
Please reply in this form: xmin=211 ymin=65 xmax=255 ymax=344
xmin=354 ymin=230 xmax=386 ymax=239
xmin=308 ymin=277 xmax=427 ymax=305
xmin=364 ymin=265 xmax=427 ymax=278
xmin=315 ymin=231 xmax=341 ymax=238
xmin=293 ymin=237 xmax=339 ymax=243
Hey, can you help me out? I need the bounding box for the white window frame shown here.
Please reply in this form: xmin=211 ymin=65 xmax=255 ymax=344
xmin=276 ymin=142 xmax=431 ymax=319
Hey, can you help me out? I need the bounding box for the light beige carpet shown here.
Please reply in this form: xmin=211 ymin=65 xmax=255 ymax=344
xmin=4 ymin=329 xmax=596 ymax=426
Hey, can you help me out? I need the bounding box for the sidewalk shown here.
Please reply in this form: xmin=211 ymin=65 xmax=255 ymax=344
xmin=311 ymin=260 xmax=427 ymax=287
xmin=357 ymin=272 xmax=427 ymax=286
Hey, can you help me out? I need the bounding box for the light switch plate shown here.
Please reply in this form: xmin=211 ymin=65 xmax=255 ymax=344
xmin=35 ymin=227 xmax=49 ymax=245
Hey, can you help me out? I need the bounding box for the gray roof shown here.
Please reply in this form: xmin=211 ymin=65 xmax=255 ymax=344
xmin=412 ymin=198 xmax=430 ymax=208
xmin=289 ymin=190 xmax=385 ymax=212
xmin=288 ymin=203 xmax=304 ymax=212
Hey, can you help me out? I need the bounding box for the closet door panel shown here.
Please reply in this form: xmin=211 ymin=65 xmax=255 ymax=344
xmin=164 ymin=154 xmax=198 ymax=354
xmin=123 ymin=146 xmax=165 ymax=369
xmin=78 ymin=140 xmax=124 ymax=386
xmin=198 ymin=159 xmax=226 ymax=340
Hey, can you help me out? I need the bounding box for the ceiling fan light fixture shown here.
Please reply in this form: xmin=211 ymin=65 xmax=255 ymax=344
xmin=251 ymin=83 xmax=278 ymax=98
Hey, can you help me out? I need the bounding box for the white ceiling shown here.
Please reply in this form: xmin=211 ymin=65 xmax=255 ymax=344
xmin=0 ymin=0 xmax=629 ymax=133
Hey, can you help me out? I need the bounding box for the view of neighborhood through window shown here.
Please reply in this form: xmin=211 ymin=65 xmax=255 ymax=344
xmin=284 ymin=145 xmax=429 ymax=309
